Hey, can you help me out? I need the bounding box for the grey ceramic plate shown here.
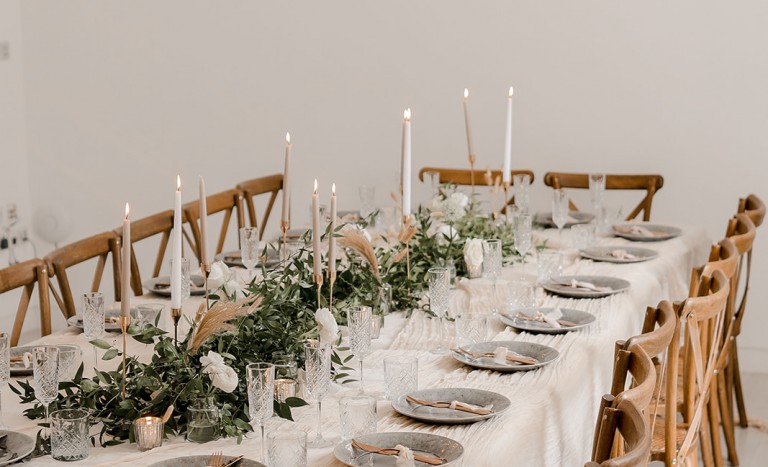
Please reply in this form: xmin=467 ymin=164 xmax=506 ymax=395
xmin=579 ymin=246 xmax=658 ymax=264
xmin=143 ymin=275 xmax=208 ymax=297
xmin=536 ymin=211 xmax=595 ymax=228
xmin=500 ymin=308 xmax=596 ymax=334
xmin=543 ymin=275 xmax=631 ymax=298
xmin=148 ymin=456 xmax=264 ymax=467
xmin=612 ymin=223 xmax=682 ymax=242
xmin=334 ymin=432 xmax=464 ymax=466
xmin=392 ymin=388 xmax=510 ymax=424
xmin=451 ymin=341 xmax=559 ymax=372
xmin=214 ymin=250 xmax=281 ymax=269
xmin=0 ymin=430 xmax=34 ymax=466
xmin=67 ymin=309 xmax=125 ymax=332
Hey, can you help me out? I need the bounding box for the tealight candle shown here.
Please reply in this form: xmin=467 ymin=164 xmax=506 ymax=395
xmin=133 ymin=416 xmax=164 ymax=451
xmin=274 ymin=378 xmax=297 ymax=403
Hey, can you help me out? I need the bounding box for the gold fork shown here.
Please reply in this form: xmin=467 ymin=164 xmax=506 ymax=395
xmin=208 ymin=451 xmax=223 ymax=467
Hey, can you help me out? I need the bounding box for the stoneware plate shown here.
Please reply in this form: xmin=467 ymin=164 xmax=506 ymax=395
xmin=543 ymin=275 xmax=631 ymax=299
xmin=148 ymin=456 xmax=264 ymax=467
xmin=214 ymin=250 xmax=281 ymax=269
xmin=536 ymin=211 xmax=595 ymax=228
xmin=500 ymin=308 xmax=596 ymax=334
xmin=451 ymin=341 xmax=559 ymax=372
xmin=0 ymin=430 xmax=35 ymax=466
xmin=334 ymin=432 xmax=464 ymax=466
xmin=611 ymin=223 xmax=682 ymax=242
xmin=143 ymin=275 xmax=207 ymax=297
xmin=579 ymin=246 xmax=658 ymax=264
xmin=67 ymin=309 xmax=125 ymax=333
xmin=392 ymin=388 xmax=511 ymax=424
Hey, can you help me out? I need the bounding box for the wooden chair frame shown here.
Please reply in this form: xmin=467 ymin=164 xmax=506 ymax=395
xmin=543 ymin=172 xmax=664 ymax=221
xmin=236 ymin=174 xmax=283 ymax=240
xmin=44 ymin=231 xmax=121 ymax=319
xmin=184 ymin=188 xmax=245 ymax=262
xmin=738 ymin=193 xmax=765 ymax=228
xmin=586 ymin=398 xmax=652 ymax=467
xmin=0 ymin=258 xmax=52 ymax=346
xmin=417 ymin=167 xmax=535 ymax=209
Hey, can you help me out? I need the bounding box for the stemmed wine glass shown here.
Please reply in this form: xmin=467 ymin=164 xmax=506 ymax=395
xmin=82 ymin=292 xmax=105 ymax=370
xmin=304 ymin=339 xmax=333 ymax=448
xmin=552 ymin=189 xmax=569 ymax=248
xmin=513 ymin=174 xmax=531 ymax=213
xmin=513 ymin=214 xmax=533 ymax=273
xmin=0 ymin=334 xmax=9 ymax=428
xmin=246 ymin=362 xmax=275 ymax=462
xmin=33 ymin=346 xmax=59 ymax=433
xmin=482 ymin=241 xmax=503 ymax=315
xmin=347 ymin=306 xmax=372 ymax=394
xmin=589 ymin=173 xmax=606 ymax=211
xmin=427 ymin=267 xmax=450 ymax=354
xmin=240 ymin=227 xmax=260 ymax=282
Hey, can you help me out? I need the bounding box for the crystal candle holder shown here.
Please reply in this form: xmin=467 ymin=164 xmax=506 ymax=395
xmin=134 ymin=416 xmax=164 ymax=451
xmin=275 ymin=377 xmax=297 ymax=403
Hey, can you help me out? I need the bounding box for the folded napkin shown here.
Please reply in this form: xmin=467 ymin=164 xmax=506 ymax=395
xmin=534 ymin=309 xmax=562 ymax=328
xmin=395 ymin=445 xmax=416 ymax=467
xmin=609 ymin=249 xmax=637 ymax=260
xmin=351 ymin=439 xmax=445 ymax=465
xmin=491 ymin=346 xmax=539 ymax=365
xmin=614 ymin=225 xmax=664 ymax=237
xmin=566 ymin=279 xmax=611 ymax=293
xmin=406 ymin=395 xmax=493 ymax=415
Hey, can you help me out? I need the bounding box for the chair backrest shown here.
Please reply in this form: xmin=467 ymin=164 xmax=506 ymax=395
xmin=44 ymin=231 xmax=121 ymax=318
xmin=586 ymin=398 xmax=652 ymax=467
xmin=632 ymin=300 xmax=677 ymax=360
xmin=417 ymin=167 xmax=535 ymax=210
xmin=724 ymin=213 xmax=757 ymax=336
xmin=543 ymin=172 xmax=664 ymax=221
xmin=236 ymin=174 xmax=283 ymax=239
xmin=0 ymin=258 xmax=52 ymax=346
xmin=738 ymin=193 xmax=765 ymax=227
xmin=663 ymin=270 xmax=730 ymax=465
xmin=184 ymin=188 xmax=245 ymax=262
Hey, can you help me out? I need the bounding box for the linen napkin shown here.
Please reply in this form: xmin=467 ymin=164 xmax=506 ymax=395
xmin=395 ymin=445 xmax=416 ymax=467
xmin=567 ymin=279 xmax=611 ymax=293
xmin=351 ymin=439 xmax=444 ymax=465
xmin=609 ymin=249 xmax=637 ymax=260
xmin=406 ymin=395 xmax=492 ymax=415
xmin=613 ymin=225 xmax=664 ymax=237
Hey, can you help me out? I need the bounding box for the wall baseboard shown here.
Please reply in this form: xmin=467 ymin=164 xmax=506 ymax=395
xmin=737 ymin=345 xmax=768 ymax=374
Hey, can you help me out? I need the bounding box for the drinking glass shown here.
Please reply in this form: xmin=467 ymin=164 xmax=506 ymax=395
xmin=513 ymin=174 xmax=531 ymax=213
xmin=33 ymin=346 xmax=59 ymax=430
xmin=267 ymin=429 xmax=307 ymax=467
xmin=247 ymin=362 xmax=275 ymax=462
xmin=513 ymin=213 xmax=532 ymax=272
xmin=589 ymin=173 xmax=606 ymax=211
xmin=82 ymin=292 xmax=104 ymax=369
xmin=133 ymin=303 xmax=164 ymax=328
xmin=383 ymin=356 xmax=418 ymax=401
xmin=599 ymin=205 xmax=624 ymax=235
xmin=339 ymin=395 xmax=377 ymax=441
xmin=423 ymin=171 xmax=441 ymax=197
xmin=169 ymin=258 xmax=191 ymax=302
xmin=240 ymin=227 xmax=260 ymax=281
xmin=304 ymin=340 xmax=332 ymax=448
xmin=50 ymin=409 xmax=89 ymax=461
xmin=572 ymin=224 xmax=596 ymax=250
xmin=552 ymin=189 xmax=570 ymax=248
xmin=359 ymin=185 xmax=376 ymax=219
xmin=56 ymin=345 xmax=82 ymax=382
xmin=0 ymin=334 xmax=8 ymax=428
xmin=537 ymin=249 xmax=561 ymax=284
xmin=271 ymin=352 xmax=298 ymax=403
xmin=427 ymin=267 xmax=450 ymax=354
xmin=507 ymin=279 xmax=536 ymax=312
xmin=482 ymin=240 xmax=503 ymax=315
xmin=347 ymin=306 xmax=372 ymax=394
xmin=455 ymin=313 xmax=488 ymax=348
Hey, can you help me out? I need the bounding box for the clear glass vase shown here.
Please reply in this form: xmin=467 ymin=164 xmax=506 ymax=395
xmin=186 ymin=397 xmax=220 ymax=443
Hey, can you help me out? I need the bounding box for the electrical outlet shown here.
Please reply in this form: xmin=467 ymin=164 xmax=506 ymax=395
xmin=0 ymin=42 xmax=9 ymax=61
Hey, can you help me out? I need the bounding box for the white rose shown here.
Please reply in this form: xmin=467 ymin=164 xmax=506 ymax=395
xmin=450 ymin=192 xmax=469 ymax=208
xmin=208 ymin=261 xmax=230 ymax=289
xmin=464 ymin=238 xmax=484 ymax=267
xmin=436 ymin=224 xmax=459 ymax=245
xmin=315 ymin=307 xmax=339 ymax=345
xmin=201 ymin=351 xmax=239 ymax=393
xmin=223 ymin=279 xmax=246 ymax=300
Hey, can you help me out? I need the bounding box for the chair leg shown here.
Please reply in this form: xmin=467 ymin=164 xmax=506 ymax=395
xmin=731 ymin=346 xmax=748 ymax=428
xmin=700 ymin=403 xmax=715 ymax=467
xmin=708 ymin=381 xmax=723 ymax=467
xmin=718 ymin=371 xmax=739 ymax=465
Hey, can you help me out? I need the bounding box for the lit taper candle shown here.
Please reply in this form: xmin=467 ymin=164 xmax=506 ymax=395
xmin=121 ymin=203 xmax=131 ymax=318
xmin=328 ymin=183 xmax=337 ymax=276
xmin=312 ymin=179 xmax=322 ymax=277
xmin=463 ymin=88 xmax=474 ymax=161
xmin=198 ymin=176 xmax=209 ymax=266
xmin=281 ymin=132 xmax=292 ymax=228
xmin=503 ymin=87 xmax=513 ymax=184
xmin=171 ymin=176 xmax=182 ymax=309
xmin=402 ymin=109 xmax=412 ymax=217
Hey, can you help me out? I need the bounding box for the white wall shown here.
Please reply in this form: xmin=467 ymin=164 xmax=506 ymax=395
xmin=12 ymin=1 xmax=768 ymax=370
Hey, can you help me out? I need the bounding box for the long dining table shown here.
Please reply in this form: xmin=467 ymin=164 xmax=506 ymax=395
xmin=3 ymin=223 xmax=711 ymax=466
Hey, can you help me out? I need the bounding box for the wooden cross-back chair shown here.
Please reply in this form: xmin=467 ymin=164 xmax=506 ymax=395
xmin=417 ymin=167 xmax=535 ymax=208
xmin=236 ymin=173 xmax=283 ymax=240
xmin=543 ymin=172 xmax=664 ymax=221
xmin=738 ymin=193 xmax=765 ymax=228
xmin=44 ymin=231 xmax=121 ymax=319
xmin=590 ymin=341 xmax=656 ymax=465
xmin=0 ymin=259 xmax=52 ymax=346
xmin=585 ymin=398 xmax=652 ymax=467
xmin=114 ymin=209 xmax=197 ymax=296
xmin=651 ymin=270 xmax=730 ymax=467
xmin=184 ymin=188 xmax=245 ymax=261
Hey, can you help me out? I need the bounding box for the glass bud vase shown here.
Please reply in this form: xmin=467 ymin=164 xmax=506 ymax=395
xmin=186 ymin=397 xmax=221 ymax=443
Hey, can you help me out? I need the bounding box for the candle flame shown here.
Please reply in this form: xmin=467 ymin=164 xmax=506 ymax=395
xmin=313 ymin=178 xmax=318 ymax=194
xmin=332 ymin=183 xmax=336 ymax=195
xmin=464 ymin=88 xmax=469 ymax=99
xmin=124 ymin=203 xmax=130 ymax=219
xmin=509 ymin=86 xmax=514 ymax=97
xmin=176 ymin=175 xmax=181 ymax=190
xmin=286 ymin=132 xmax=291 ymax=144
xmin=404 ymin=108 xmax=411 ymax=121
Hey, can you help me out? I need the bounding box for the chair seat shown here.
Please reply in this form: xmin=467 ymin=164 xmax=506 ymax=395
xmin=650 ymin=415 xmax=690 ymax=458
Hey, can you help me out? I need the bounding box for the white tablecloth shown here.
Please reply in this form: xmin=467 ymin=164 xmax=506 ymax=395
xmin=2 ymin=224 xmax=710 ymax=466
